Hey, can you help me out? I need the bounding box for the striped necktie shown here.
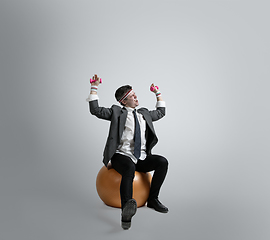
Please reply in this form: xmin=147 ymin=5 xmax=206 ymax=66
xmin=133 ymin=109 xmax=141 ymax=159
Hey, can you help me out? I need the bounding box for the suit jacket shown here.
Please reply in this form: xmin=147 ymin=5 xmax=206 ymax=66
xmin=89 ymin=100 xmax=165 ymax=166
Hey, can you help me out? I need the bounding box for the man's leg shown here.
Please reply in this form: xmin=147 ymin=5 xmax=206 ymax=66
xmin=111 ymin=153 xmax=136 ymax=208
xmin=136 ymin=154 xmax=169 ymax=213
xmin=111 ymin=153 xmax=137 ymax=229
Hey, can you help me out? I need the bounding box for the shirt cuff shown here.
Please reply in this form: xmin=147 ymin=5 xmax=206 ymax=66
xmin=86 ymin=94 xmax=99 ymax=102
xmin=156 ymin=101 xmax=166 ymax=108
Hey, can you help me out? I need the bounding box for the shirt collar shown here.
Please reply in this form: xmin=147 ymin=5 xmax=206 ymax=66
xmin=125 ymin=107 xmax=136 ymax=112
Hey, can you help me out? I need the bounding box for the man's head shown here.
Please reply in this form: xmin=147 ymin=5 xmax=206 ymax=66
xmin=115 ymin=85 xmax=139 ymax=108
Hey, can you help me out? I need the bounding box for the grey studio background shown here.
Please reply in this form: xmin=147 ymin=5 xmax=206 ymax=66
xmin=1 ymin=0 xmax=269 ymax=240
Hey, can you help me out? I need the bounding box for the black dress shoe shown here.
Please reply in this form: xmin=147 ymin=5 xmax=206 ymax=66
xmin=147 ymin=198 xmax=169 ymax=213
xmin=121 ymin=199 xmax=137 ymax=230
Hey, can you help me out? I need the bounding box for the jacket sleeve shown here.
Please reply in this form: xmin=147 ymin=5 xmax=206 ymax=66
xmin=149 ymin=107 xmax=166 ymax=122
xmin=89 ymin=100 xmax=113 ymax=121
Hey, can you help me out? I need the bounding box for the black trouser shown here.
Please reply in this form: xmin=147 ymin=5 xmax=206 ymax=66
xmin=111 ymin=153 xmax=168 ymax=209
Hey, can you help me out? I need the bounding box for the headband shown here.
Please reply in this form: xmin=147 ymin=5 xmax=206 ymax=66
xmin=119 ymin=89 xmax=133 ymax=103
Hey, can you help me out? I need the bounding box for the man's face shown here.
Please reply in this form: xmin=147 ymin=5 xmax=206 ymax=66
xmin=123 ymin=91 xmax=139 ymax=108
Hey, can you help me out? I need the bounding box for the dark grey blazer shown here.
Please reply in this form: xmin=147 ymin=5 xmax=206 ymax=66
xmin=89 ymin=100 xmax=165 ymax=166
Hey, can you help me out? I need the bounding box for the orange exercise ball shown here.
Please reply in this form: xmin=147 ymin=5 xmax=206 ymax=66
xmin=96 ymin=166 xmax=152 ymax=208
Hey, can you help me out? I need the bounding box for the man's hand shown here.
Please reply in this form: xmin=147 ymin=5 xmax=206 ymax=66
xmin=150 ymin=83 xmax=163 ymax=101
xmin=90 ymin=74 xmax=101 ymax=95
xmin=91 ymin=74 xmax=101 ymax=86
xmin=150 ymin=83 xmax=159 ymax=93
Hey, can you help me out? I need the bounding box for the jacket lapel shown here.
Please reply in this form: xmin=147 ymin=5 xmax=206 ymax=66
xmin=118 ymin=107 xmax=127 ymax=140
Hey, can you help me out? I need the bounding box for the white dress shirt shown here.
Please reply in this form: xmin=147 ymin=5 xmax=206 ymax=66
xmin=116 ymin=107 xmax=147 ymax=163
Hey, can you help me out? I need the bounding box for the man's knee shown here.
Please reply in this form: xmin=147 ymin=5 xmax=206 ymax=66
xmin=157 ymin=156 xmax=168 ymax=169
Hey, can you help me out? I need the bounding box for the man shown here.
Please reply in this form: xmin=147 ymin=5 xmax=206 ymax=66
xmin=86 ymin=74 xmax=168 ymax=230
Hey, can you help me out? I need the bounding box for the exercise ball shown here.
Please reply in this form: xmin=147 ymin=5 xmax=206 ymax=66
xmin=96 ymin=166 xmax=152 ymax=208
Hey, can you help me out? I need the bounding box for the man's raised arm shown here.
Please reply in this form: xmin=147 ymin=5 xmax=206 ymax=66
xmin=86 ymin=74 xmax=112 ymax=120
xmin=149 ymin=83 xmax=166 ymax=121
